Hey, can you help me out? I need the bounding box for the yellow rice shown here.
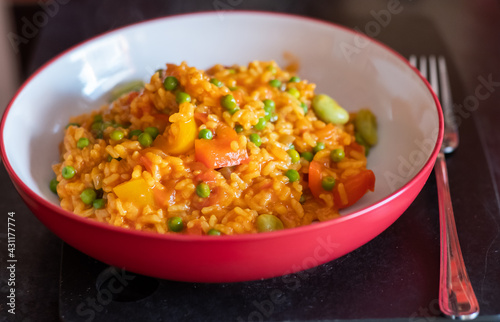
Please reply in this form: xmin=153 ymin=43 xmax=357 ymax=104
xmin=52 ymin=61 xmax=374 ymax=235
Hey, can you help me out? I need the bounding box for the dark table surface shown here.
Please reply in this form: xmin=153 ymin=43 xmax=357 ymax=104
xmin=2 ymin=0 xmax=500 ymax=321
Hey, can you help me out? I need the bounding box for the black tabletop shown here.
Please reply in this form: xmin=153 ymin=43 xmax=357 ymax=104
xmin=2 ymin=0 xmax=500 ymax=321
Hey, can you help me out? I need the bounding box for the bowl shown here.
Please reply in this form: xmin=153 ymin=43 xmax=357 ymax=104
xmin=0 ymin=11 xmax=442 ymax=282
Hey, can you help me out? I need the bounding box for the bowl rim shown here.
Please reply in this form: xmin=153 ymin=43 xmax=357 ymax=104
xmin=0 ymin=10 xmax=444 ymax=242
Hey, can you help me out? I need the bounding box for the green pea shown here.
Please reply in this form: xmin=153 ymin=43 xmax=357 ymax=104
xmin=62 ymin=166 xmax=76 ymax=179
xmin=80 ymin=188 xmax=96 ymax=205
xmin=207 ymin=229 xmax=221 ymax=236
xmin=144 ymin=126 xmax=159 ymax=140
xmin=221 ymin=94 xmax=237 ymax=110
xmin=128 ymin=129 xmax=142 ymax=138
xmin=163 ymin=76 xmax=179 ymax=91
xmin=301 ymin=151 xmax=314 ymax=162
xmin=49 ymin=178 xmax=58 ymax=194
xmin=269 ymin=79 xmax=282 ymax=88
xmin=110 ymin=130 xmax=124 ymax=141
xmin=168 ymin=216 xmax=184 ymax=232
xmin=312 ymin=94 xmax=349 ymax=125
xmin=288 ymin=149 xmax=300 ymax=163
xmin=196 ymin=182 xmax=211 ymax=198
xmin=93 ymin=198 xmax=105 ymax=209
xmin=77 ymin=138 xmax=89 ymax=149
xmin=266 ymin=65 xmax=276 ymax=74
xmin=254 ymin=118 xmax=267 ymax=131
xmin=210 ymin=78 xmax=223 ymax=88
xmin=285 ymin=169 xmax=300 ymax=182
xmin=65 ymin=122 xmax=80 ymax=129
xmin=355 ymin=109 xmax=378 ymax=146
xmin=263 ymin=99 xmax=276 ymax=121
xmin=229 ymin=86 xmax=239 ymax=91
xmin=321 ymin=176 xmax=336 ymax=191
xmin=287 ymin=88 xmax=300 ymax=99
xmin=263 ymin=99 xmax=275 ymax=110
xmin=176 ymin=91 xmax=191 ymax=104
xmin=235 ymin=124 xmax=244 ymax=133
xmin=138 ymin=132 xmax=153 ymax=147
xmin=227 ymin=68 xmax=236 ymax=74
xmin=91 ymin=121 xmax=103 ymax=132
xmin=331 ymin=148 xmax=345 ymax=162
xmin=289 ymin=76 xmax=301 ymax=83
xmin=313 ymin=142 xmax=325 ymax=153
xmin=198 ymin=129 xmax=213 ymax=140
xmin=300 ymin=102 xmax=308 ymax=114
xmin=256 ymin=214 xmax=284 ymax=233
xmin=249 ymin=133 xmax=262 ymax=147
xmin=269 ymin=114 xmax=278 ymax=123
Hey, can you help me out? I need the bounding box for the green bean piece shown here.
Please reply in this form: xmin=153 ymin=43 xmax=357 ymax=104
xmin=256 ymin=214 xmax=284 ymax=233
xmin=312 ymin=94 xmax=349 ymax=125
xmin=354 ymin=109 xmax=378 ymax=146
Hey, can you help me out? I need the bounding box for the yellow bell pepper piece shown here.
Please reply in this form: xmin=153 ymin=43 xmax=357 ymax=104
xmin=113 ymin=178 xmax=154 ymax=209
xmin=154 ymin=117 xmax=197 ymax=155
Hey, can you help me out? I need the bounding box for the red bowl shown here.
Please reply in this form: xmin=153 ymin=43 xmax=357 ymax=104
xmin=0 ymin=11 xmax=442 ymax=282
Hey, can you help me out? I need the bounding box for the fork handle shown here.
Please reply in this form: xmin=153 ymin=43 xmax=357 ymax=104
xmin=435 ymin=151 xmax=480 ymax=320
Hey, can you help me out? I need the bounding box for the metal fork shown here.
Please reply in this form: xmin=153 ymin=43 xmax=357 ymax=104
xmin=409 ymin=55 xmax=480 ymax=320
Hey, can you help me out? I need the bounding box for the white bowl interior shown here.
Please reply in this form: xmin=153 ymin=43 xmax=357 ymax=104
xmin=2 ymin=12 xmax=439 ymax=215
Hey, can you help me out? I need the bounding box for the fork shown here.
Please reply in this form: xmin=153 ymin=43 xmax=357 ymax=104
xmin=409 ymin=55 xmax=480 ymax=320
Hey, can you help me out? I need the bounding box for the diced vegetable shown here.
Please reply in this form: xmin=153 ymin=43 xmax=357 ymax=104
xmin=195 ymin=125 xmax=248 ymax=169
xmin=113 ymin=178 xmax=154 ymax=209
xmin=154 ymin=117 xmax=197 ymax=155
xmin=333 ymin=170 xmax=375 ymax=209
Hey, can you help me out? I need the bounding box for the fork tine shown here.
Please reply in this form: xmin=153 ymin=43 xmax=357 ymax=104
xmin=419 ymin=56 xmax=428 ymax=80
xmin=409 ymin=55 xmax=417 ymax=67
xmin=429 ymin=55 xmax=440 ymax=99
